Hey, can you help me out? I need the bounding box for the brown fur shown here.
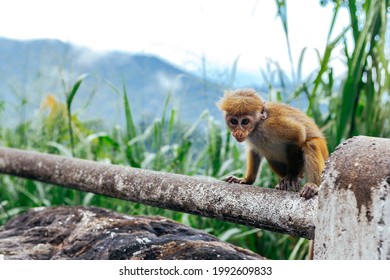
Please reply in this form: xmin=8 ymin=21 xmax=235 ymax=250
xmin=218 ymin=88 xmax=328 ymax=201
xmin=219 ymin=89 xmax=329 ymax=259
xmin=217 ymin=88 xmax=264 ymax=115
xmin=244 ymin=150 xmax=262 ymax=184
xmin=302 ymin=138 xmax=329 ymax=184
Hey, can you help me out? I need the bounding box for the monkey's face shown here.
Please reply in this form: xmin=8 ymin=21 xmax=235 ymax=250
xmin=225 ymin=114 xmax=257 ymax=143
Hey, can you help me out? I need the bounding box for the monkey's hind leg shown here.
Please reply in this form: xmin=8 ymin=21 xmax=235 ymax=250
xmin=268 ymin=160 xmax=299 ymax=192
xmin=277 ymin=176 xmax=299 ymax=192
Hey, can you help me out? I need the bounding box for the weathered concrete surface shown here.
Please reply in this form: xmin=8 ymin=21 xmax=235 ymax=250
xmin=315 ymin=136 xmax=390 ymax=259
xmin=0 ymin=147 xmax=316 ymax=239
xmin=0 ymin=206 xmax=264 ymax=260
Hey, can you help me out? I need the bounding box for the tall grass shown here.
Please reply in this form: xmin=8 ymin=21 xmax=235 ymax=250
xmin=336 ymin=0 xmax=389 ymax=144
xmin=0 ymin=0 xmax=389 ymax=260
xmin=271 ymin=0 xmax=389 ymax=149
xmin=0 ymin=75 xmax=300 ymax=259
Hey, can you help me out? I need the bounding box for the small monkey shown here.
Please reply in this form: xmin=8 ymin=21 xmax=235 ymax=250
xmin=217 ymin=88 xmax=328 ymax=199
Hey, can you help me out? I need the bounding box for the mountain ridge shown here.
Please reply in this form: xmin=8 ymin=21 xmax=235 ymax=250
xmin=0 ymin=37 xmax=224 ymax=127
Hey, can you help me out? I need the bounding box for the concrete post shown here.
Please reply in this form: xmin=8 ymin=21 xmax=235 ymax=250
xmin=315 ymin=136 xmax=390 ymax=259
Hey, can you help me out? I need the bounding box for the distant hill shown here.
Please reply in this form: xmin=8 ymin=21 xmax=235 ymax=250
xmin=0 ymin=37 xmax=226 ymax=127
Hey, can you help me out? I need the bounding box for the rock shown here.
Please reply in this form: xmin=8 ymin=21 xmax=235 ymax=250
xmin=0 ymin=206 xmax=264 ymax=260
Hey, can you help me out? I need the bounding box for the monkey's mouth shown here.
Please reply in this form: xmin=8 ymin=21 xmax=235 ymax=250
xmin=235 ymin=137 xmax=246 ymax=143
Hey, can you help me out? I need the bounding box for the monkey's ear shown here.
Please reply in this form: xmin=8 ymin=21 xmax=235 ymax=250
xmin=260 ymin=104 xmax=268 ymax=120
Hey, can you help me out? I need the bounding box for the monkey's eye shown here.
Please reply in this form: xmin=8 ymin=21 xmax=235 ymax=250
xmin=241 ymin=118 xmax=250 ymax=125
xmin=230 ymin=118 xmax=238 ymax=125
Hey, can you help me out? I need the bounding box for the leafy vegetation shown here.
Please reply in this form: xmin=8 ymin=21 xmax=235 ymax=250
xmin=0 ymin=0 xmax=388 ymax=260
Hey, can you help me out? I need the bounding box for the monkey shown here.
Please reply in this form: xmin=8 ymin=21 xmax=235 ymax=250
xmin=217 ymin=88 xmax=328 ymax=199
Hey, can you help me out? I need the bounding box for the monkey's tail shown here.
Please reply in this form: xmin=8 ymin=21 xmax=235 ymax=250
xmin=302 ymin=137 xmax=328 ymax=185
xmin=303 ymin=137 xmax=328 ymax=260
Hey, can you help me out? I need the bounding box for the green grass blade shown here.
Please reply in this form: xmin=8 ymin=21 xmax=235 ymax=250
xmin=66 ymin=73 xmax=88 ymax=108
xmin=296 ymin=47 xmax=307 ymax=83
xmin=161 ymin=94 xmax=171 ymax=128
xmin=167 ymin=108 xmax=176 ymax=141
xmin=183 ymin=110 xmax=209 ymax=139
xmin=65 ymin=73 xmax=88 ymax=157
xmin=348 ymin=0 xmax=360 ymax=41
xmin=336 ymin=1 xmax=381 ymax=143
xmin=228 ymin=55 xmax=240 ymax=87
xmin=122 ymin=83 xmax=136 ymax=140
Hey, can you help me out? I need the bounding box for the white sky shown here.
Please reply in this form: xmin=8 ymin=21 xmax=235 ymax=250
xmin=0 ymin=0 xmax=349 ymax=77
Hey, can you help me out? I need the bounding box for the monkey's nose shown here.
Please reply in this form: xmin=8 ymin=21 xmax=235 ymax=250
xmin=234 ymin=133 xmax=245 ymax=142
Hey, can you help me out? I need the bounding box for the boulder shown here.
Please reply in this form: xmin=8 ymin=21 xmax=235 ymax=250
xmin=0 ymin=206 xmax=264 ymax=260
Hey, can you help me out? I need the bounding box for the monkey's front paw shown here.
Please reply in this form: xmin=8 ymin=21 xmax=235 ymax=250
xmin=224 ymin=175 xmax=247 ymax=184
xmin=276 ymin=177 xmax=299 ymax=192
xmin=300 ymin=183 xmax=318 ymax=199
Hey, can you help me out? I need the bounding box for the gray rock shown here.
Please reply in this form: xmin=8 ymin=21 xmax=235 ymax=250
xmin=0 ymin=206 xmax=264 ymax=260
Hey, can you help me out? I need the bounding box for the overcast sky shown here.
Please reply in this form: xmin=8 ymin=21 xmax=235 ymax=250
xmin=0 ymin=0 xmax=349 ymax=77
